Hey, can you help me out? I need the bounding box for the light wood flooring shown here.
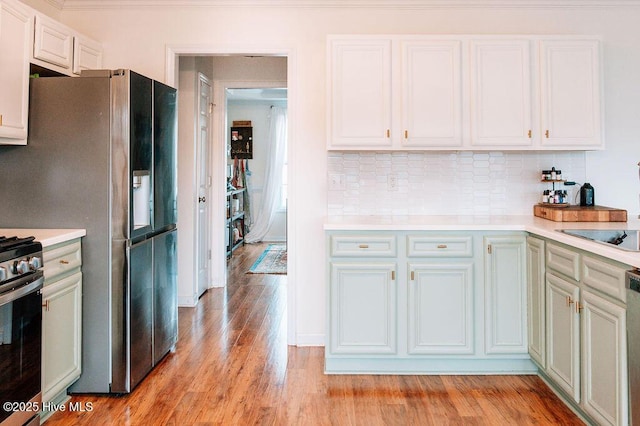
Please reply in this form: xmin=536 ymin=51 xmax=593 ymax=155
xmin=46 ymin=242 xmax=583 ymax=425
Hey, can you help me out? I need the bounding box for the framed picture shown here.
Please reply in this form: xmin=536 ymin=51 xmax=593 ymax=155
xmin=230 ymin=126 xmax=253 ymax=159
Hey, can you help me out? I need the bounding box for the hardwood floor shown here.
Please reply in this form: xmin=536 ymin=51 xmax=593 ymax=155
xmin=46 ymin=242 xmax=583 ymax=425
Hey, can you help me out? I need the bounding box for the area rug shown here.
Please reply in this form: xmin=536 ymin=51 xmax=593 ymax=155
xmin=248 ymin=244 xmax=287 ymax=274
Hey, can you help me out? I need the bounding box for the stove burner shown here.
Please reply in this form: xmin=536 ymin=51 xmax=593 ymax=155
xmin=0 ymin=235 xmax=36 ymax=250
xmin=0 ymin=236 xmax=43 ymax=285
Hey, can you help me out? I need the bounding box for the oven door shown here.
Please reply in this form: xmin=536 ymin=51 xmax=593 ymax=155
xmin=0 ymin=272 xmax=44 ymax=426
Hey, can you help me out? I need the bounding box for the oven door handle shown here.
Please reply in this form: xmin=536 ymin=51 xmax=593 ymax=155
xmin=0 ymin=275 xmax=44 ymax=307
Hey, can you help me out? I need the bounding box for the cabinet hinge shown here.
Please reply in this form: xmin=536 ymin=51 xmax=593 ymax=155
xmin=487 ymin=244 xmax=492 ymax=254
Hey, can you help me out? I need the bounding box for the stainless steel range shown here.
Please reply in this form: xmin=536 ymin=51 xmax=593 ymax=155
xmin=0 ymin=236 xmax=44 ymax=426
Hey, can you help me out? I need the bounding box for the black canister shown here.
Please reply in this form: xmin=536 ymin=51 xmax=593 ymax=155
xmin=580 ymin=183 xmax=595 ymax=206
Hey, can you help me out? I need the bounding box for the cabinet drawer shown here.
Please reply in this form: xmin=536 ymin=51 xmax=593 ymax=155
xmin=407 ymin=235 xmax=473 ymax=257
xmin=582 ymin=255 xmax=627 ymax=303
xmin=546 ymin=243 xmax=580 ymax=281
xmin=330 ymin=235 xmax=396 ymax=257
xmin=43 ymin=240 xmax=82 ymax=284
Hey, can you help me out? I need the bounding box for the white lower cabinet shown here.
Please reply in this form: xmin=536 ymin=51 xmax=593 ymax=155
xmin=41 ymin=238 xmax=83 ymax=415
xmin=326 ymin=231 xmax=533 ymax=374
xmin=542 ymin=240 xmax=629 ymax=426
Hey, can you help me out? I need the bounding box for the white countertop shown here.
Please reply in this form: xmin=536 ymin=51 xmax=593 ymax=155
xmin=324 ymin=215 xmax=640 ymax=268
xmin=0 ymin=228 xmax=86 ymax=248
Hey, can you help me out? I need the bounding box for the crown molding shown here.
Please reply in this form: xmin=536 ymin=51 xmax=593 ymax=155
xmin=58 ymin=0 xmax=640 ymax=10
xmin=45 ymin=0 xmax=65 ymax=8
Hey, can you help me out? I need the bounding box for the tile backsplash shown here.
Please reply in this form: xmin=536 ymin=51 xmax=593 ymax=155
xmin=328 ymin=151 xmax=587 ymax=216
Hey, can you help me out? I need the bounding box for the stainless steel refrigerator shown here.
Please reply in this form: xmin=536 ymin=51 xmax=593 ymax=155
xmin=0 ymin=69 xmax=178 ymax=393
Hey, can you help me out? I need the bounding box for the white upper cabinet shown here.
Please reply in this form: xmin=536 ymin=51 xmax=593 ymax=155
xmin=73 ymin=34 xmax=103 ymax=75
xmin=328 ymin=36 xmax=464 ymax=150
xmin=31 ymin=11 xmax=103 ymax=78
xmin=329 ymin=39 xmax=392 ymax=148
xmin=33 ymin=14 xmax=73 ymax=70
xmin=540 ymin=40 xmax=602 ymax=148
xmin=0 ymin=0 xmax=32 ymax=144
xmin=327 ymin=35 xmax=603 ymax=151
xmin=470 ymin=40 xmax=533 ymax=148
xmin=402 ymin=40 xmax=463 ymax=148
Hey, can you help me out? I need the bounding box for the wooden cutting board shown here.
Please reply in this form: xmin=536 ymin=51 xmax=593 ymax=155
xmin=533 ymin=204 xmax=628 ymax=222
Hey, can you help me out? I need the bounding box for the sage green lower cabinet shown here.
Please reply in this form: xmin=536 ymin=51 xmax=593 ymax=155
xmin=41 ymin=238 xmax=83 ymax=419
xmin=326 ymin=231 xmax=534 ymax=374
xmin=539 ymin=239 xmax=629 ymax=426
xmin=546 ymin=271 xmax=581 ymax=403
xmin=408 ymin=262 xmax=474 ymax=355
xmin=329 ymin=262 xmax=397 ymax=354
xmin=526 ymin=236 xmax=546 ymax=368
xmin=581 ymin=289 xmax=627 ymax=426
xmin=484 ymin=235 xmax=527 ymax=355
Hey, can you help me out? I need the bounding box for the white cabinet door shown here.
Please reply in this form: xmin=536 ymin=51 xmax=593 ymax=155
xmin=540 ymin=40 xmax=602 ymax=148
xmin=484 ymin=236 xmax=527 ymax=354
xmin=526 ymin=236 xmax=546 ymax=368
xmin=329 ymin=39 xmax=392 ymax=148
xmin=471 ymin=40 xmax=533 ymax=147
xmin=408 ymin=262 xmax=473 ymax=354
xmin=42 ymin=272 xmax=82 ymax=404
xmin=33 ymin=14 xmax=73 ymax=70
xmin=401 ymin=40 xmax=463 ymax=148
xmin=329 ymin=262 xmax=397 ymax=354
xmin=581 ymin=290 xmax=627 ymax=426
xmin=546 ymin=272 xmax=581 ymax=403
xmin=0 ymin=0 xmax=31 ymax=143
xmin=73 ymin=34 xmax=103 ymax=75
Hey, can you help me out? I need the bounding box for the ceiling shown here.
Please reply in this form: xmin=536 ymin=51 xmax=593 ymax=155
xmin=47 ymin=0 xmax=640 ymax=10
xmin=226 ymin=88 xmax=288 ymax=102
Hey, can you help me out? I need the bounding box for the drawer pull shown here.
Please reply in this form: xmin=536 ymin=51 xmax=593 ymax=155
xmin=566 ymin=296 xmax=574 ymax=307
xmin=437 ymin=244 xmax=448 ymax=249
xmin=59 ymin=259 xmax=70 ymax=265
xmin=358 ymin=244 xmax=369 ymax=249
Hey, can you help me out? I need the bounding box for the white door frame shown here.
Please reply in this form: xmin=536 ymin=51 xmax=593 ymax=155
xmin=166 ymin=45 xmax=297 ymax=345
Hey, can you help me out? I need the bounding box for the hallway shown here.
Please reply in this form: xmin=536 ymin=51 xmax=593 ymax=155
xmin=46 ymin=243 xmax=582 ymax=425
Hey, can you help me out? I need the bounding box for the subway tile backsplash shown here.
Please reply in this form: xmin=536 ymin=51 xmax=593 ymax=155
xmin=327 ymin=151 xmax=586 ymax=216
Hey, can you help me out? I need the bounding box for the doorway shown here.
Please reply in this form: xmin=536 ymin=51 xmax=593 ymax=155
xmin=169 ymin=49 xmax=296 ymax=344
xmin=225 ymin=87 xmax=288 ymax=252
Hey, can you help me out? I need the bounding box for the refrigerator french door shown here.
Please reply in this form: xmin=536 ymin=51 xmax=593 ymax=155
xmin=0 ymin=70 xmax=178 ymax=394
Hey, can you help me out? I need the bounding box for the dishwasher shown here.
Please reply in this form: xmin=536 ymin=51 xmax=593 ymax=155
xmin=628 ymin=269 xmax=640 ymax=426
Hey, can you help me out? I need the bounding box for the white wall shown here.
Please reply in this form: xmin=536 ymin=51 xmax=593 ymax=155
xmin=53 ymin=2 xmax=640 ymax=344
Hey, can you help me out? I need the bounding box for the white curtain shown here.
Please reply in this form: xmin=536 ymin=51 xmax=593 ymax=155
xmin=245 ymin=106 xmax=287 ymax=243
